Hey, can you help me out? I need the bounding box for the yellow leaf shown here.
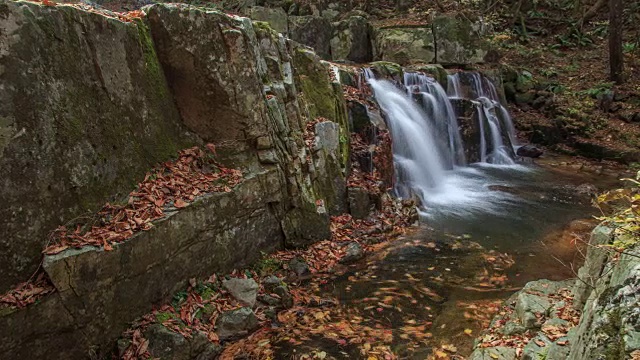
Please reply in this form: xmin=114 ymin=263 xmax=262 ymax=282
xmin=464 ymin=328 xmax=473 ymax=335
xmin=490 ymin=353 xmax=499 ymax=359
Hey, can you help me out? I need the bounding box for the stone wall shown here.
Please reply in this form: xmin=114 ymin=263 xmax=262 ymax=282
xmin=0 ymin=2 xmax=350 ymax=358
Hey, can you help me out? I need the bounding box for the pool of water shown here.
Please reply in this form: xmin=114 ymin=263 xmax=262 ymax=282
xmin=272 ymin=159 xmax=624 ymax=359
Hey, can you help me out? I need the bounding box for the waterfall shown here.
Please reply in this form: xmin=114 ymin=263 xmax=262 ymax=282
xmin=447 ymin=72 xmax=518 ymax=163
xmin=368 ymin=78 xmax=447 ymax=198
xmin=366 ymin=69 xmax=524 ymax=214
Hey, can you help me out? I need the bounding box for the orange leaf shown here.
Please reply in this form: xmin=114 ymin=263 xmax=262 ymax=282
xmin=174 ymin=199 xmax=188 ymax=208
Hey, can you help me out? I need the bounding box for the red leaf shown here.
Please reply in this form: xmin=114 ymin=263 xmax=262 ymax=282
xmin=174 ymin=199 xmax=188 ymax=208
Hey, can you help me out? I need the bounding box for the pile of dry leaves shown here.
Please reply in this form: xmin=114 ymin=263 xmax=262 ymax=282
xmin=44 ymin=145 xmax=242 ymax=255
xmin=0 ymin=273 xmax=55 ymax=310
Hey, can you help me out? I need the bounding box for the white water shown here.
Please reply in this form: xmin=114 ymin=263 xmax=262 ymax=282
xmin=448 ymin=72 xmax=520 ymax=160
xmin=368 ymin=70 xmax=530 ymax=217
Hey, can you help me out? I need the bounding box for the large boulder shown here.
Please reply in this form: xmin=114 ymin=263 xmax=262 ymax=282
xmin=0 ymin=0 xmax=198 ymax=292
xmin=330 ymin=16 xmax=373 ymax=63
xmin=246 ymin=6 xmax=288 ymax=34
xmin=288 ymin=15 xmax=333 ymax=59
xmin=433 ymin=15 xmax=493 ymax=65
xmin=374 ymin=26 xmax=435 ymax=65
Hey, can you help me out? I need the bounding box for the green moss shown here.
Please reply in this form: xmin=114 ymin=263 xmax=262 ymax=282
xmin=370 ymin=61 xmax=403 ymax=79
xmin=154 ymin=311 xmax=174 ymax=323
xmin=135 ymin=18 xmax=169 ymax=100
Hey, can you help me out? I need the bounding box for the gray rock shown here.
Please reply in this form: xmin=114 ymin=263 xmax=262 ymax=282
xmin=374 ymin=27 xmax=435 ymax=65
xmin=223 ymin=278 xmax=259 ymax=308
xmin=288 ymin=257 xmax=311 ymax=276
xmin=258 ymin=149 xmax=280 ymax=164
xmin=262 ymin=275 xmax=283 ymax=292
xmin=468 ymin=346 xmax=517 ymax=360
xmin=314 ymin=121 xmax=340 ymax=152
xmin=340 ymin=242 xmax=365 ymax=264
xmin=516 ymin=145 xmax=544 ymax=158
xmin=288 ymin=15 xmax=333 ymax=59
xmin=432 ymin=15 xmax=491 ymax=65
xmin=258 ymin=294 xmax=281 ymax=306
xmin=522 ymin=333 xmax=553 ymax=360
xmin=141 ymin=320 xmax=222 ymax=360
xmin=498 ymin=320 xmax=527 ymax=336
xmin=215 ymin=307 xmax=259 ymax=340
xmin=247 ymin=6 xmax=288 ymax=34
xmin=515 ymin=291 xmax=552 ymax=329
xmin=330 ymin=16 xmax=373 ymax=63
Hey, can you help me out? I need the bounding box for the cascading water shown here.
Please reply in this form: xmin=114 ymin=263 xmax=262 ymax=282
xmin=448 ymin=72 xmax=519 ymax=162
xmin=367 ymin=70 xmax=528 ymax=217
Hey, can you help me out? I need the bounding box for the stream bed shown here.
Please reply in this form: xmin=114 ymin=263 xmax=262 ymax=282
xmin=272 ymin=156 xmax=626 ymax=359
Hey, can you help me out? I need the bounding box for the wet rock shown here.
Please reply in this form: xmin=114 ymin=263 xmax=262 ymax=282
xmin=215 ymin=307 xmax=259 ymax=340
xmin=516 ymin=145 xmax=544 ymax=158
xmin=288 ymin=257 xmax=311 ymax=276
xmin=348 ymin=187 xmax=372 ymax=219
xmin=340 ymin=242 xmax=365 ymax=264
xmin=574 ymin=183 xmax=597 ymax=197
xmin=223 ymin=278 xmax=259 ymax=307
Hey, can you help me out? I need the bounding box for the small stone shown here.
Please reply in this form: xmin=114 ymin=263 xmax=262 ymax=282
xmin=516 ymin=144 xmax=544 ymax=158
xmin=215 ymin=307 xmax=259 ymax=340
xmin=288 ymin=257 xmax=310 ymax=276
xmin=258 ymin=294 xmax=281 ymax=306
xmin=223 ymin=278 xmax=259 ymax=308
xmin=340 ymin=242 xmax=364 ymax=264
xmin=515 ymin=292 xmax=552 ymax=329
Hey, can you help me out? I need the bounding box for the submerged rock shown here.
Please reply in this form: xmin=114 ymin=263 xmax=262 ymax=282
xmin=215 ymin=307 xmax=259 ymax=340
xmin=222 ymin=278 xmax=259 ymax=308
xmin=516 ymin=145 xmax=544 ymax=158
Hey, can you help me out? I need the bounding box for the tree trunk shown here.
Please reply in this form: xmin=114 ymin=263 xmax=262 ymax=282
xmin=609 ymin=0 xmax=624 ymax=84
